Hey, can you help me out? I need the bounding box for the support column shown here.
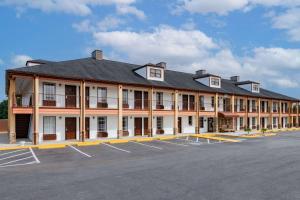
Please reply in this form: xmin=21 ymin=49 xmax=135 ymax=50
xmin=257 ymin=98 xmax=261 ymax=130
xmin=33 ymin=76 xmax=39 ymax=145
xmin=8 ymin=77 xmax=16 ymax=144
xmin=173 ymin=90 xmax=179 ymax=135
xmin=269 ymin=100 xmax=272 ymax=129
xmin=117 ymin=84 xmax=123 ymax=138
xmin=288 ymin=102 xmax=292 ymax=128
xmin=147 ymin=88 xmax=154 ymax=137
xmin=245 ymin=97 xmax=249 ymax=128
xmin=231 ymin=95 xmax=235 ymax=131
xmin=80 ymin=81 xmax=86 ymax=142
xmin=195 ymin=93 xmax=199 ymax=134
xmin=296 ymin=102 xmax=300 ymax=127
xmin=279 ymin=100 xmax=282 ymax=128
xmin=214 ymin=93 xmax=219 ymax=132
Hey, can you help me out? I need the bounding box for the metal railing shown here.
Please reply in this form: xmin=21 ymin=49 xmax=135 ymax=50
xmin=13 ymin=93 xmax=33 ymax=107
xmin=152 ymin=99 xmax=174 ymax=110
xmin=40 ymin=93 xmax=80 ymax=108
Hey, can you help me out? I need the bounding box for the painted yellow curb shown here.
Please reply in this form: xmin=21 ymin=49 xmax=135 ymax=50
xmin=191 ymin=134 xmax=240 ymax=143
xmin=107 ymin=139 xmax=130 ymax=144
xmin=38 ymin=144 xmax=66 ymax=149
xmin=134 ymin=138 xmax=154 ymax=142
xmin=76 ymin=141 xmax=102 ymax=146
xmin=155 ymin=135 xmax=176 ymax=140
xmin=0 ymin=145 xmax=36 ymax=151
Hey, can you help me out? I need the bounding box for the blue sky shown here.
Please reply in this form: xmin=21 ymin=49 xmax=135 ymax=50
xmin=1 ymin=0 xmax=300 ymax=100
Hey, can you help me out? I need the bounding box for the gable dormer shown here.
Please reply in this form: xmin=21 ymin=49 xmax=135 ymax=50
xmin=194 ymin=70 xmax=221 ymax=88
xmin=134 ymin=62 xmax=166 ymax=81
xmin=232 ymin=76 xmax=260 ymax=93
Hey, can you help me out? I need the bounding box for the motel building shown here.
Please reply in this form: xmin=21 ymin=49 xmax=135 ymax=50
xmin=5 ymin=50 xmax=300 ymax=144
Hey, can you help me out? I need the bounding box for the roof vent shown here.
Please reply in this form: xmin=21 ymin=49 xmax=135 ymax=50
xmin=156 ymin=62 xmax=166 ymax=69
xmin=230 ymin=76 xmax=240 ymax=82
xmin=196 ymin=70 xmax=206 ymax=76
xmin=92 ymin=49 xmax=103 ymax=60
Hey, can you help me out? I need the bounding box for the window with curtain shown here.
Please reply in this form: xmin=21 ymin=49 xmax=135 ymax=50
xmin=122 ymin=117 xmax=128 ymax=131
xmin=43 ymin=116 xmax=56 ymax=134
xmin=122 ymin=89 xmax=128 ymax=104
xmin=150 ymin=68 xmax=162 ymax=78
xmin=156 ymin=92 xmax=163 ymax=105
xmin=98 ymin=117 xmax=107 ymax=132
xmin=157 ymin=117 xmax=163 ymax=130
xmin=97 ymin=87 xmax=107 ymax=103
xmin=43 ymin=83 xmax=56 ymax=101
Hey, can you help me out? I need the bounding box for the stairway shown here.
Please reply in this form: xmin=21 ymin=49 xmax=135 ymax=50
xmin=16 ymin=114 xmax=31 ymax=139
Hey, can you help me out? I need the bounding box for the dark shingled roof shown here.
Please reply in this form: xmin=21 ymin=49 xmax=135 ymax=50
xmin=6 ymin=57 xmax=299 ymax=101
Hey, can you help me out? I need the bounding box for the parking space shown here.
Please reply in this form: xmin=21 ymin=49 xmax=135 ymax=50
xmin=0 ymin=135 xmax=243 ymax=168
xmin=0 ymin=148 xmax=40 ymax=168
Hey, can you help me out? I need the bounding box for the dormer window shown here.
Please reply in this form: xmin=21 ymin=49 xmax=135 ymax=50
xmin=150 ymin=68 xmax=162 ymax=78
xmin=134 ymin=62 xmax=165 ymax=82
xmin=252 ymin=84 xmax=259 ymax=93
xmin=210 ymin=77 xmax=220 ymax=87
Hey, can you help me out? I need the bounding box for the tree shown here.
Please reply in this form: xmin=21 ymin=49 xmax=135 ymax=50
xmin=0 ymin=99 xmax=8 ymax=119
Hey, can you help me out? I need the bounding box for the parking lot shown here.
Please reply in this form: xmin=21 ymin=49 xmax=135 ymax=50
xmin=1 ymin=132 xmax=300 ymax=200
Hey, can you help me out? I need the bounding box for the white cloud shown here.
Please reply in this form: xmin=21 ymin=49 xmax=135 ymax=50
xmin=270 ymin=78 xmax=299 ymax=88
xmin=0 ymin=0 xmax=144 ymax=18
xmin=90 ymin=25 xmax=300 ymax=88
xmin=271 ymin=8 xmax=300 ymax=41
xmin=97 ymin=16 xmax=125 ymax=31
xmin=178 ymin=0 xmax=300 ymax=15
xmin=93 ymin=25 xmax=218 ymax=64
xmin=116 ymin=4 xmax=146 ymax=20
xmin=73 ymin=16 xmax=125 ymax=33
xmin=11 ymin=55 xmax=32 ymax=67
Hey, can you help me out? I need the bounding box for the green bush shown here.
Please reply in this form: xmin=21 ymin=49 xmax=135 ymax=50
xmin=244 ymin=127 xmax=251 ymax=134
xmin=261 ymin=128 xmax=268 ymax=134
xmin=0 ymin=100 xmax=8 ymax=119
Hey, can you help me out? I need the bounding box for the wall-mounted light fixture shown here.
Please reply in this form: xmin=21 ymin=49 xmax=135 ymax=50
xmin=93 ymin=116 xmax=95 ymax=119
xmin=59 ymin=84 xmax=62 ymax=87
xmin=92 ymin=86 xmax=95 ymax=90
xmin=59 ymin=116 xmax=62 ymax=119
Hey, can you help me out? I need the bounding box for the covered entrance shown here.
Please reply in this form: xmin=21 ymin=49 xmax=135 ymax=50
xmin=218 ymin=112 xmax=238 ymax=132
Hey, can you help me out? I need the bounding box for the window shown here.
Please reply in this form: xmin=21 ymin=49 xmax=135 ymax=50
xmin=122 ymin=117 xmax=128 ymax=131
xmin=199 ymin=96 xmax=204 ymax=108
xmin=252 ymin=117 xmax=256 ymax=126
xmin=210 ymin=77 xmax=220 ymax=87
xmin=156 ymin=92 xmax=163 ymax=105
xmin=122 ymin=89 xmax=128 ymax=104
xmin=150 ymin=68 xmax=162 ymax=78
xmin=199 ymin=117 xmax=204 ymax=128
xmin=157 ymin=116 xmax=163 ymax=130
xmin=211 ymin=96 xmax=215 ymax=107
xmin=43 ymin=116 xmax=56 ymax=134
xmin=240 ymin=117 xmax=243 ymax=127
xmin=252 ymin=84 xmax=259 ymax=92
xmin=43 ymin=83 xmax=56 ymax=101
xmin=97 ymin=87 xmax=107 ymax=103
xmin=188 ymin=116 xmax=193 ymax=126
xmin=98 ymin=117 xmax=107 ymax=132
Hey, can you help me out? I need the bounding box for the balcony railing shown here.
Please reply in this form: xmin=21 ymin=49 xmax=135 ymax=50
xmin=40 ymin=93 xmax=80 ymax=108
xmin=234 ymin=105 xmax=246 ymax=112
xmin=86 ymin=96 xmax=118 ymax=109
xmin=248 ymin=106 xmax=258 ymax=113
xmin=260 ymin=106 xmax=270 ymax=113
xmin=13 ymin=93 xmax=33 ymax=108
xmin=199 ymin=103 xmax=215 ymax=112
xmin=179 ymin=101 xmax=196 ymax=111
xmin=153 ymin=99 xmax=174 ymax=110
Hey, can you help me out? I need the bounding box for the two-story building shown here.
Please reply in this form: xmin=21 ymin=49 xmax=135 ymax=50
xmin=6 ymin=50 xmax=300 ymax=144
